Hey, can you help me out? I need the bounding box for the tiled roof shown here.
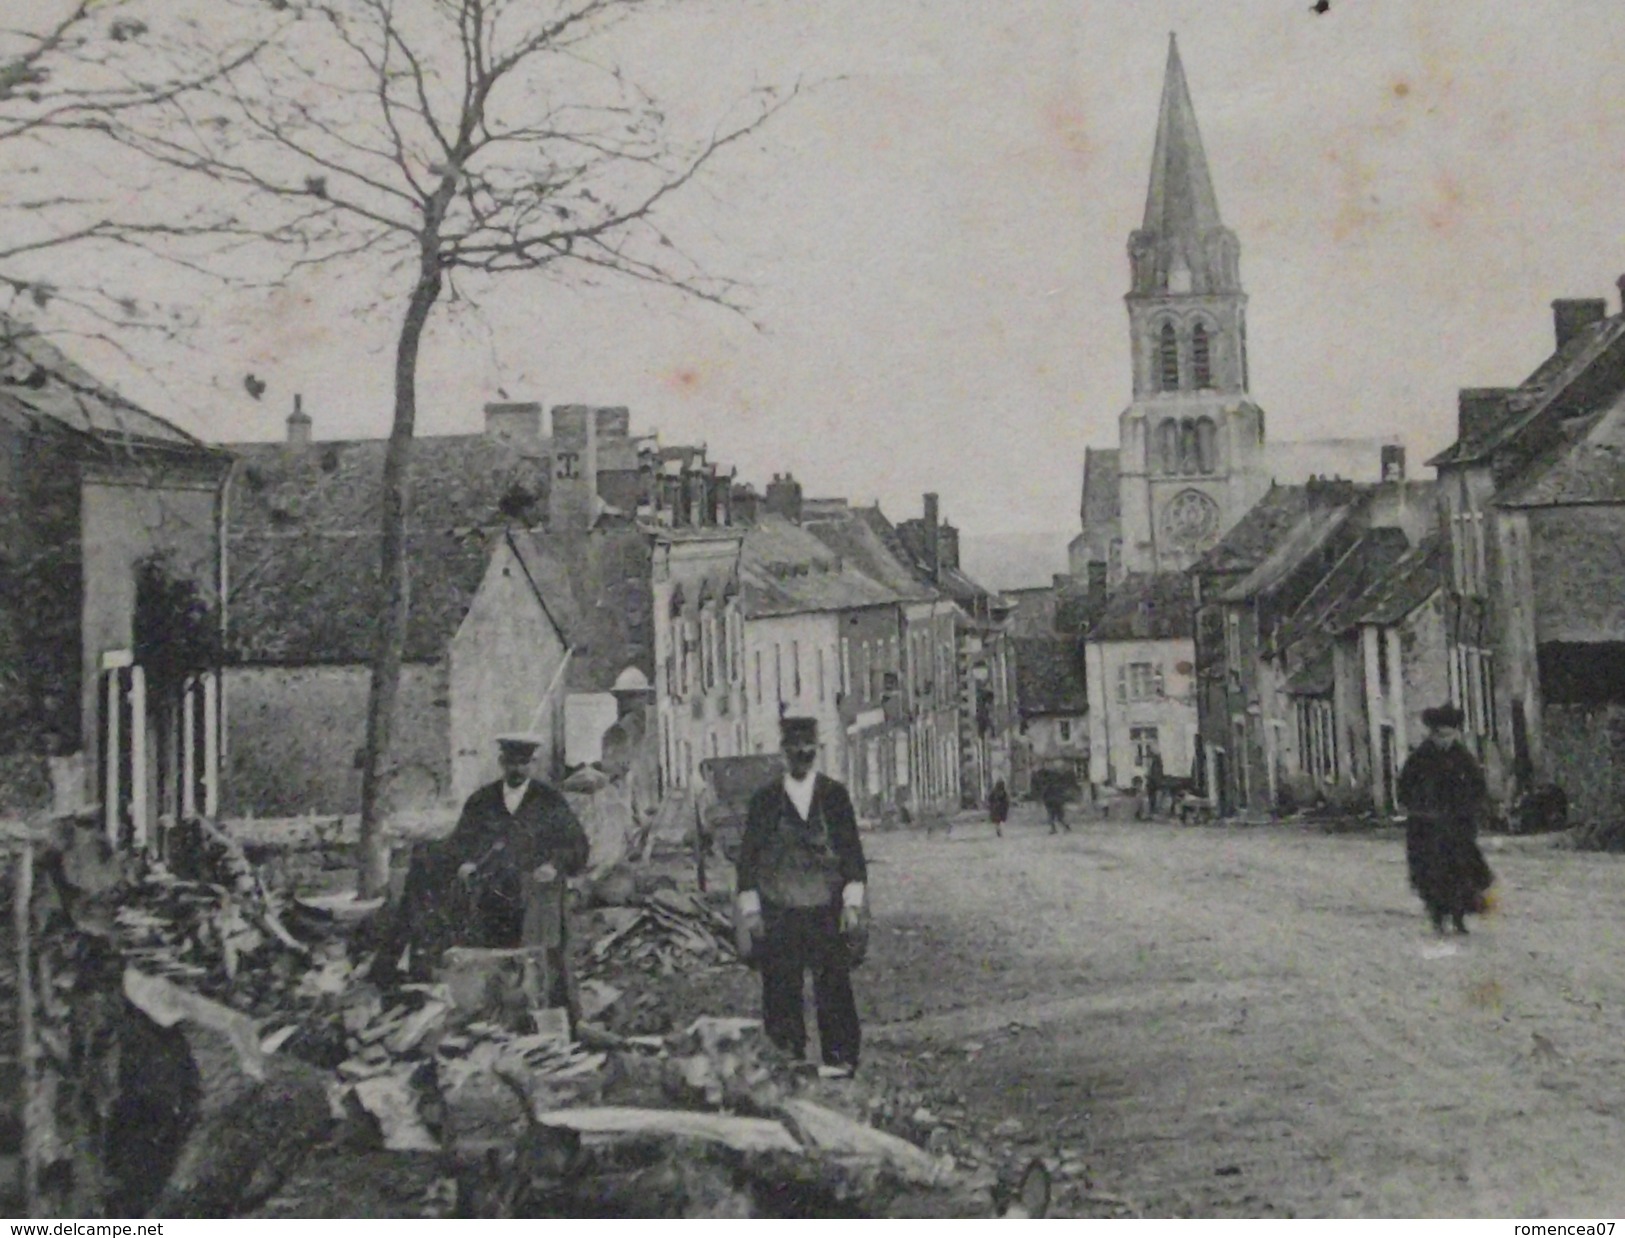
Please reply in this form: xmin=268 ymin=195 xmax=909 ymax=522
xmin=1188 ymin=484 xmax=1308 ymax=577
xmin=1013 ymin=636 xmax=1087 ymax=714
xmin=509 ymin=531 xmax=588 ymax=648
xmin=226 ymin=435 xmax=549 ymax=538
xmin=1087 ymin=571 xmax=1194 ymax=642
xmin=808 ymin=509 xmax=937 ymax=603
xmin=742 ymin=515 xmax=908 ymax=617
xmin=1080 ymin=448 xmax=1121 ymax=527
xmin=1273 ymin=527 xmax=1410 ymax=652
xmin=1496 ymin=398 xmax=1625 ymax=507
xmin=1218 ymin=503 xmax=1355 ymax=602
xmin=1337 ymin=532 xmax=1444 ymax=630
xmin=0 ymin=315 xmax=217 ymax=455
xmin=227 ymin=528 xmax=494 ymax=662
xmin=1427 ymin=313 xmax=1625 ymax=468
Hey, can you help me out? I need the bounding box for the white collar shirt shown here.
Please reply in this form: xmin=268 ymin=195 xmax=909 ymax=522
xmin=783 ymin=770 xmax=816 ymax=820
xmin=502 ymin=781 xmax=528 ymax=816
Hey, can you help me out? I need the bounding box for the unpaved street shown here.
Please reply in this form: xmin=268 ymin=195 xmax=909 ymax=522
xmin=856 ymin=808 xmax=1625 ymax=1218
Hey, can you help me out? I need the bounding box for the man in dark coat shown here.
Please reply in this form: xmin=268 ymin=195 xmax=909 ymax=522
xmin=371 ymin=733 xmax=589 ymax=997
xmin=735 ymin=717 xmax=867 ymax=1076
xmin=1397 ymin=705 xmax=1495 ymax=935
xmin=988 ymin=779 xmax=1011 ymax=837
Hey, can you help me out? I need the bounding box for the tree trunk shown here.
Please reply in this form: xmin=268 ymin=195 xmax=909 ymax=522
xmin=357 ymin=256 xmax=444 ymax=897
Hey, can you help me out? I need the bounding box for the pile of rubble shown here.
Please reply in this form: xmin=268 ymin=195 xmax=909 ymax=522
xmin=581 ymin=886 xmax=736 ymax=979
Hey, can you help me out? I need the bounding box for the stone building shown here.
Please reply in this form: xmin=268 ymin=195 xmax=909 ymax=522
xmin=1 ymin=318 xmax=231 ymax=841
xmin=1427 ymin=291 xmax=1625 ymax=819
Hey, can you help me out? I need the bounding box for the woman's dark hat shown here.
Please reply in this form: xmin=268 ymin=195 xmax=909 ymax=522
xmin=1421 ymin=704 xmax=1464 ymax=729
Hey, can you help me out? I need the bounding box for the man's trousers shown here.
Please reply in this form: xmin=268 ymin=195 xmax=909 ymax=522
xmin=758 ymin=904 xmax=860 ymax=1068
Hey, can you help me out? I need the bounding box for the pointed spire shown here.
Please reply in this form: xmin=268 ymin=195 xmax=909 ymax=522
xmin=1142 ymin=33 xmax=1222 ymax=241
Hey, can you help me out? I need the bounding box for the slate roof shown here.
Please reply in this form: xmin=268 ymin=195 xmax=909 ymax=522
xmin=224 ymin=432 xmax=559 ymax=663
xmin=226 ymin=435 xmax=549 ymax=537
xmin=1218 ymin=503 xmax=1355 ymax=603
xmin=0 ymin=315 xmax=218 ymax=457
xmin=1188 ymin=484 xmax=1308 ymax=578
xmin=1141 ymin=36 xmax=1224 ymax=254
xmin=741 ymin=515 xmax=908 ymax=618
xmin=1273 ymin=527 xmax=1410 ymax=653
xmin=1013 ymin=636 xmax=1087 ymax=715
xmin=1080 ymin=448 xmax=1121 ymax=527
xmin=1496 ymin=397 xmax=1625 ymax=507
xmin=1427 ymin=312 xmax=1625 ymax=469
xmin=1336 ymin=532 xmax=1444 ymax=630
xmin=808 ymin=508 xmax=937 ymax=604
xmin=1087 ymin=571 xmax=1194 ymax=642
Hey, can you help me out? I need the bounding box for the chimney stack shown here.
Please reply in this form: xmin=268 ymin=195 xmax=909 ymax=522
xmin=764 ymin=472 xmax=803 ymax=523
xmin=1380 ymin=443 xmax=1406 ymax=483
xmin=1552 ymin=298 xmax=1607 ymax=351
xmin=484 ymin=401 xmax=543 ymax=443
xmin=923 ymin=492 xmax=940 ymax=583
xmin=286 ymin=393 xmax=312 ymax=446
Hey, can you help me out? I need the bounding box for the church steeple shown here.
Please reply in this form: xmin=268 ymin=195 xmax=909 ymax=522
xmin=1129 ymin=34 xmax=1241 ymax=299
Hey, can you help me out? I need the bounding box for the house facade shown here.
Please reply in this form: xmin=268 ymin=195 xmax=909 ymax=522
xmin=1 ymin=319 xmax=230 ymax=843
xmin=1084 ymin=572 xmax=1197 ymax=792
xmin=1427 ymin=293 xmax=1625 ymax=815
xmin=1012 ymin=635 xmax=1089 ymax=794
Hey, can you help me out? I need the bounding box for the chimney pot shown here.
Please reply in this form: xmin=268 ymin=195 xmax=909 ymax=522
xmin=286 ymin=392 xmax=312 ymax=446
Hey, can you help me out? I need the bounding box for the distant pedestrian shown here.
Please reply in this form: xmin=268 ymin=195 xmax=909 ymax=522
xmin=1146 ymin=746 xmax=1166 ymax=816
xmin=1041 ymin=776 xmax=1070 ymax=835
xmin=1397 ymin=705 xmax=1495 ymax=935
xmin=988 ymin=779 xmax=1010 ymax=837
xmin=734 ymin=716 xmax=868 ymax=1076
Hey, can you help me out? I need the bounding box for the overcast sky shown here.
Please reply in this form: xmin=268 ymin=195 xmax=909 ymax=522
xmin=26 ymin=1 xmax=1625 ymax=537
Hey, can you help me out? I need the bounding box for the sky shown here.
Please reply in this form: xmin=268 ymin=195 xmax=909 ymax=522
xmin=15 ymin=1 xmax=1625 ymax=539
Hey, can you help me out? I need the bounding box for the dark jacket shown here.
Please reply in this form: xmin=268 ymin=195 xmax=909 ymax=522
xmin=737 ymin=774 xmax=866 ymax=911
xmin=442 ymin=778 xmax=590 ymax=948
xmin=1397 ymin=739 xmax=1486 ymax=828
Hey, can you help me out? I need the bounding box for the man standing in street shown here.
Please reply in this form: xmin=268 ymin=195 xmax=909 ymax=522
xmin=1397 ymin=705 xmax=1495 ymax=935
xmin=734 ymin=717 xmax=868 ymax=1077
xmin=372 ymin=733 xmax=589 ymax=1004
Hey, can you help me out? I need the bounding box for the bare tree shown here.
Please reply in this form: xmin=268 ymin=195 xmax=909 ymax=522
xmin=1 ymin=2 xmax=270 ymax=332
xmin=106 ymin=0 xmax=794 ymax=893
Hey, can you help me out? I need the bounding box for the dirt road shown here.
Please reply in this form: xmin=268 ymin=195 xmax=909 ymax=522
xmin=856 ymin=807 xmax=1625 ymax=1218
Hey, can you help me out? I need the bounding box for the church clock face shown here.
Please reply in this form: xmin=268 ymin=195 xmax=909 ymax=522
xmin=1160 ymin=489 xmax=1221 ymax=553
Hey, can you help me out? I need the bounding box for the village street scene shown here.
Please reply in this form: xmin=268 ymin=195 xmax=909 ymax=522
xmin=3 ymin=0 xmax=1624 ymax=1221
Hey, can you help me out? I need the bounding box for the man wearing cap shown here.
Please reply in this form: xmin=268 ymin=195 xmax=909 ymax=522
xmin=372 ymin=732 xmax=588 ymax=996
xmin=1397 ymin=704 xmax=1495 ymax=935
xmin=735 ymin=716 xmax=868 ymax=1075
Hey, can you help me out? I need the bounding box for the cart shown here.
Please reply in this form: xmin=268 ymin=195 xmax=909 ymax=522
xmin=694 ymin=754 xmax=783 ymax=890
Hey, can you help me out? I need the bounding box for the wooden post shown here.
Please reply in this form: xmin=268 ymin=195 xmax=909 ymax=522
xmin=14 ymin=841 xmax=38 ymax=1216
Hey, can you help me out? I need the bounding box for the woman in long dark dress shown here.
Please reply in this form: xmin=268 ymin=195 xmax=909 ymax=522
xmin=1396 ymin=704 xmax=1495 ymax=934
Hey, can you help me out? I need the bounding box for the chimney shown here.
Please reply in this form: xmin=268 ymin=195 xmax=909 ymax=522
xmin=764 ymin=472 xmax=803 ymax=523
xmin=286 ymin=393 xmax=312 ymax=446
xmin=485 ymin=401 xmax=543 ymax=442
xmin=1306 ymin=476 xmax=1356 ymax=512
xmin=1552 ymin=298 xmax=1607 ymax=351
xmin=547 ymin=404 xmax=600 ymax=531
xmin=1380 ymin=443 xmax=1406 ymax=483
xmin=1457 ymin=387 xmax=1516 ymax=444
xmin=731 ymin=483 xmax=760 ymax=526
xmin=923 ymin=493 xmax=940 ymax=582
xmin=1086 ymin=561 xmax=1108 ymax=610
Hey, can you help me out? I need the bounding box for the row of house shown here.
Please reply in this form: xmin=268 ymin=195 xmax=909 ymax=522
xmin=1 ymin=323 xmax=1020 ymax=841
xmin=1068 ymin=291 xmax=1624 ymax=829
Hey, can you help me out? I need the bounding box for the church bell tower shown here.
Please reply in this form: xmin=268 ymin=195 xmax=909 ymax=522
xmin=1117 ymin=35 xmax=1269 ymax=573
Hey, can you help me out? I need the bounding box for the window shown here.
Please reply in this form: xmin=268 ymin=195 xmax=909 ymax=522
xmin=1158 ymin=420 xmax=1179 ymax=474
xmin=1226 ymin=611 xmax=1242 ymax=672
xmin=1376 ymin=629 xmax=1391 ymax=695
xmin=792 ymin=640 xmax=802 ymax=698
xmin=1126 ymin=661 xmax=1163 ymax=701
xmin=1195 ymin=417 xmax=1217 ymax=474
xmin=817 ymin=647 xmax=826 ymax=702
xmin=840 ymin=638 xmax=850 ymax=696
xmin=1192 ymin=322 xmax=1213 ymax=388
xmin=1060 ymin=720 xmax=1072 ymax=742
xmin=754 ymin=650 xmax=763 ymax=706
xmin=774 ymin=644 xmax=783 ymax=703
xmin=1158 ymin=322 xmax=1180 ymax=391
xmin=1179 ymin=419 xmax=1200 ymax=475
xmin=1131 ymin=726 xmax=1159 ymax=768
